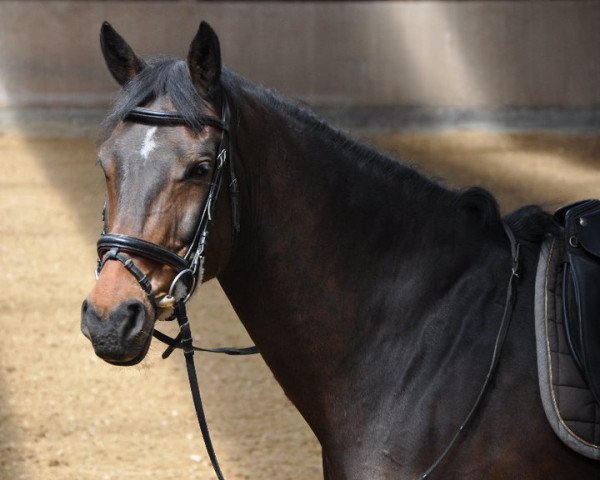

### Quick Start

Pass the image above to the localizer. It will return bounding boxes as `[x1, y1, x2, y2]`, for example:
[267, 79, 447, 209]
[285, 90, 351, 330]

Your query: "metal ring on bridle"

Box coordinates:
[169, 268, 197, 303]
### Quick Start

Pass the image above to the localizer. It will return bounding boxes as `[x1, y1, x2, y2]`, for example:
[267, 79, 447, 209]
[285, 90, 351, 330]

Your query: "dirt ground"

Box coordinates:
[1, 128, 599, 480]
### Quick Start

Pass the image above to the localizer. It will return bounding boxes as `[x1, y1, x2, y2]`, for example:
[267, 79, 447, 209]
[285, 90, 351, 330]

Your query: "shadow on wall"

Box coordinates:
[374, 3, 600, 108]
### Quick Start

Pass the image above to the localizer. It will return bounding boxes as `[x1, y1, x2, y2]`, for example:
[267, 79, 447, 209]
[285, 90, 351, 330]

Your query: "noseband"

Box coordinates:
[94, 96, 255, 480]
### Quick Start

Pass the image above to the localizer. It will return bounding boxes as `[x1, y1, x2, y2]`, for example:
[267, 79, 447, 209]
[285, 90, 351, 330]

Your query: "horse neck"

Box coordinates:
[217, 78, 508, 443]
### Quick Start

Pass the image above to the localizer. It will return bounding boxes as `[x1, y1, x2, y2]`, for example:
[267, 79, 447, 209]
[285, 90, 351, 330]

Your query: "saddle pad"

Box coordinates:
[534, 236, 600, 460]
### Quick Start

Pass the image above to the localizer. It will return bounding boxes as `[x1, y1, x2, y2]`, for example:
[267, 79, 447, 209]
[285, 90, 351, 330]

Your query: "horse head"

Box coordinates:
[81, 22, 234, 365]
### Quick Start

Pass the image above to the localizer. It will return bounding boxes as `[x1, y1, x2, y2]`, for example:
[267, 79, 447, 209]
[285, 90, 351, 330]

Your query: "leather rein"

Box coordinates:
[418, 223, 520, 478]
[94, 97, 522, 480]
[95, 96, 257, 480]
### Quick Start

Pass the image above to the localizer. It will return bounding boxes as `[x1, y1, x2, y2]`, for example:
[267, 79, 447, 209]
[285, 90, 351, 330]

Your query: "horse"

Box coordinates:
[80, 21, 600, 479]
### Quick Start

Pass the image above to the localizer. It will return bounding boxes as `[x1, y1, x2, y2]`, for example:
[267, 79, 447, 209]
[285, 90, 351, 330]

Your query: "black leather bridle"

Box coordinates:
[95, 96, 256, 480]
[96, 100, 239, 307]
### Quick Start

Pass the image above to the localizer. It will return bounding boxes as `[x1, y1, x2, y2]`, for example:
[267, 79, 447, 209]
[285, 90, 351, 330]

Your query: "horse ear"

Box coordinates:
[188, 21, 222, 95]
[100, 21, 146, 86]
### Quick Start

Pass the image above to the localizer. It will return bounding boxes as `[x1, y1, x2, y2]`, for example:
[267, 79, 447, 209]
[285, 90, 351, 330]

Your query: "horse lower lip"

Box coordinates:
[100, 338, 151, 366]
[89, 328, 153, 366]
[105, 349, 146, 366]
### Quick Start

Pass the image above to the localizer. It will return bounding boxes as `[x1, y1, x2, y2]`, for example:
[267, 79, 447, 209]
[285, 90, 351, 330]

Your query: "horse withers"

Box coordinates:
[81, 21, 600, 479]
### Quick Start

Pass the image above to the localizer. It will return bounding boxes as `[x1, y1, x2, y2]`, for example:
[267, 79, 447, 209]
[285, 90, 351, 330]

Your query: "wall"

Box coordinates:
[1, 1, 599, 109]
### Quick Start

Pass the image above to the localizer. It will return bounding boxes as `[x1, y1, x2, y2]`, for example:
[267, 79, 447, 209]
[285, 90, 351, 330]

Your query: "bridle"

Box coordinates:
[96, 99, 239, 308]
[94, 94, 256, 480]
[93, 94, 523, 480]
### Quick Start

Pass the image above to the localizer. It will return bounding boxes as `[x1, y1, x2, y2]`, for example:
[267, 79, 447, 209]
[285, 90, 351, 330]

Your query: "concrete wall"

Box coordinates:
[1, 1, 599, 109]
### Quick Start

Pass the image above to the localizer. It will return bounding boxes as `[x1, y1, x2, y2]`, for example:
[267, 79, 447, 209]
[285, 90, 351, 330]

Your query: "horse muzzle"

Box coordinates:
[81, 298, 153, 365]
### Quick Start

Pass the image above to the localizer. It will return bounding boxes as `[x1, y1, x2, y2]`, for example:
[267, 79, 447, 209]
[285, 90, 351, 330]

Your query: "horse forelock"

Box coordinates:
[100, 57, 214, 143]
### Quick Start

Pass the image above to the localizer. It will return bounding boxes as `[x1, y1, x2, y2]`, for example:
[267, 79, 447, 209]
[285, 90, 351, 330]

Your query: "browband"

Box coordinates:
[126, 107, 228, 131]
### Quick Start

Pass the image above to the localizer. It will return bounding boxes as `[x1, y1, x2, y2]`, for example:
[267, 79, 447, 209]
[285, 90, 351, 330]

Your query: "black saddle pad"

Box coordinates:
[534, 236, 600, 459]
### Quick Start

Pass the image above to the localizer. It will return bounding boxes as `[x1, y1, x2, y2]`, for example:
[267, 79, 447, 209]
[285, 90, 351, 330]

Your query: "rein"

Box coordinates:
[418, 223, 520, 479]
[95, 96, 256, 480]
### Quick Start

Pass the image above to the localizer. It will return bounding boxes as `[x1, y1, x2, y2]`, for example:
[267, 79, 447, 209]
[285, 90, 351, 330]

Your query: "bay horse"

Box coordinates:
[81, 21, 599, 479]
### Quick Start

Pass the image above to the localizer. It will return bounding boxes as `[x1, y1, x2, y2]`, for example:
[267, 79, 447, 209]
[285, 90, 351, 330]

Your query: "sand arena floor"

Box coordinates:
[1, 127, 599, 479]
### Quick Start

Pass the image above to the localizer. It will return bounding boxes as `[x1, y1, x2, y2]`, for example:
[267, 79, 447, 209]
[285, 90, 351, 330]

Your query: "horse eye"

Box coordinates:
[185, 162, 211, 180]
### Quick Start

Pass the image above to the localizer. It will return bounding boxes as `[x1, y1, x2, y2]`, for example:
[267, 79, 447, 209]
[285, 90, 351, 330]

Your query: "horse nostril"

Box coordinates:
[116, 299, 147, 341]
[126, 302, 142, 333]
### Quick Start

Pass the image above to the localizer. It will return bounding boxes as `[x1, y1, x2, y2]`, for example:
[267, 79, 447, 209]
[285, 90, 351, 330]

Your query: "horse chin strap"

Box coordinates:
[94, 95, 257, 480]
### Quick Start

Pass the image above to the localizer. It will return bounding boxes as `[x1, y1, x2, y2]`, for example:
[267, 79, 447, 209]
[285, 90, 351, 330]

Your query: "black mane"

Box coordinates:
[101, 57, 554, 242]
[221, 69, 509, 236]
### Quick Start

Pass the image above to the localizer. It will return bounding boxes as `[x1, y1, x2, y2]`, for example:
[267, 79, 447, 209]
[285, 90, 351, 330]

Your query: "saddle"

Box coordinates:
[555, 200, 600, 406]
[534, 200, 600, 460]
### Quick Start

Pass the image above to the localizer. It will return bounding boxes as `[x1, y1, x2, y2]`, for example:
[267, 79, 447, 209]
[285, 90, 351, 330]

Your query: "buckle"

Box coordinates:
[217, 149, 227, 168]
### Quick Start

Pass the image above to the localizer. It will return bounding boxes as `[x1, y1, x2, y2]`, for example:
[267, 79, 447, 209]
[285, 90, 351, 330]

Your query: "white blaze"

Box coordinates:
[140, 126, 158, 160]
